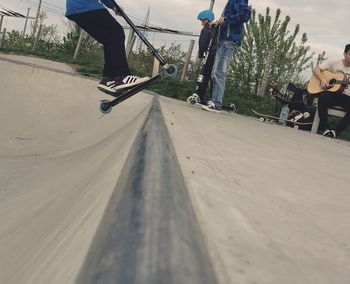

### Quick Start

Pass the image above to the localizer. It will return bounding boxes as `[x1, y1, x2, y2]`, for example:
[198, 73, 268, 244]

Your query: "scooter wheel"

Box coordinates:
[187, 94, 200, 106]
[164, 64, 178, 77]
[187, 96, 196, 106]
[99, 100, 112, 114]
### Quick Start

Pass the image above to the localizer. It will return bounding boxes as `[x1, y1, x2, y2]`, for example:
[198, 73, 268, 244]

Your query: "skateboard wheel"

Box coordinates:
[99, 100, 112, 114]
[259, 117, 265, 122]
[293, 125, 299, 129]
[228, 103, 236, 112]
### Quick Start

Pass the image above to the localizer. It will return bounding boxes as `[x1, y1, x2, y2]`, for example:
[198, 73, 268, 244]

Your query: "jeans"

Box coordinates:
[211, 41, 239, 109]
[67, 9, 130, 78]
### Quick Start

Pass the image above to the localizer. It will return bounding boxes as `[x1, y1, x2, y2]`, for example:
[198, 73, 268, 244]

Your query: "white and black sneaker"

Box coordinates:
[97, 75, 150, 94]
[322, 129, 337, 138]
[201, 100, 221, 113]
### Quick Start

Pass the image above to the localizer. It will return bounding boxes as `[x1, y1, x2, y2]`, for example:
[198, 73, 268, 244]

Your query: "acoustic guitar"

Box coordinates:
[307, 70, 350, 95]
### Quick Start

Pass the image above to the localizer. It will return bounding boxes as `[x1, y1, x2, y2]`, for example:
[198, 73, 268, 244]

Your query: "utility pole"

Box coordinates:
[22, 8, 31, 37]
[32, 0, 43, 37]
[137, 7, 150, 52]
[209, 0, 215, 11]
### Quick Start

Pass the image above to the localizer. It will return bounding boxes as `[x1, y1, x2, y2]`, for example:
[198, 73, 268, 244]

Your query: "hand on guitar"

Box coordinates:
[319, 77, 330, 90]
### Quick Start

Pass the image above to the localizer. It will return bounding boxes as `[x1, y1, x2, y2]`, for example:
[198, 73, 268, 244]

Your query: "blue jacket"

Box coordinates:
[66, 0, 114, 16]
[219, 0, 251, 46]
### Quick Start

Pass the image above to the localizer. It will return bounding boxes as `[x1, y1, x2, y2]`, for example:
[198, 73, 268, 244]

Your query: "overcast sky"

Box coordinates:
[0, 0, 349, 64]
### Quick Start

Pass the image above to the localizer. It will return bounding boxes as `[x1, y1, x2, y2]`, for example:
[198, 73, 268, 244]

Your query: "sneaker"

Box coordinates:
[322, 129, 337, 138]
[201, 100, 221, 113]
[303, 112, 311, 119]
[291, 112, 303, 122]
[97, 75, 150, 93]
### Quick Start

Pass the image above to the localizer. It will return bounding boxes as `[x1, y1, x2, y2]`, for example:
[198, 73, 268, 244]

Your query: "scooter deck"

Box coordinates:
[99, 74, 160, 114]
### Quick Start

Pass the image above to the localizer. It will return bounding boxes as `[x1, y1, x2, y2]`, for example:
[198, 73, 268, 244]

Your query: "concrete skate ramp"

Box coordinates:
[2, 56, 350, 284]
[0, 58, 217, 284]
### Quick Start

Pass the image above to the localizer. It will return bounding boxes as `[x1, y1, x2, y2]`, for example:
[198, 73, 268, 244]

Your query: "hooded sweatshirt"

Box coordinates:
[66, 0, 114, 16]
[219, 0, 251, 46]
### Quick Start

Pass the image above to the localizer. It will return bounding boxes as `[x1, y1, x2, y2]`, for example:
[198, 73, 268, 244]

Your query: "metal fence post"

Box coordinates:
[152, 57, 160, 77]
[0, 28, 6, 48]
[0, 16, 4, 34]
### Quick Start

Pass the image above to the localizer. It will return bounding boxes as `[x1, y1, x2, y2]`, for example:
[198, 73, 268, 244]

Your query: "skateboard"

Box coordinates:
[187, 94, 236, 113]
[99, 1, 177, 114]
[251, 109, 312, 129]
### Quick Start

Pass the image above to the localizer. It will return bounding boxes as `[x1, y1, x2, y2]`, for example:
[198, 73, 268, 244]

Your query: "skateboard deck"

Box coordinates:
[251, 109, 312, 129]
[187, 94, 235, 113]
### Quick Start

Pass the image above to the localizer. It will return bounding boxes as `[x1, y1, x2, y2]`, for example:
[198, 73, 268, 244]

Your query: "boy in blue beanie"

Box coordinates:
[195, 9, 217, 103]
[66, 0, 149, 93]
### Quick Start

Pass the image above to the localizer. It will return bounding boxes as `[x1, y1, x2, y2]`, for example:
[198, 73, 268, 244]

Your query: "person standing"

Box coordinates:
[194, 9, 216, 104]
[202, 0, 251, 113]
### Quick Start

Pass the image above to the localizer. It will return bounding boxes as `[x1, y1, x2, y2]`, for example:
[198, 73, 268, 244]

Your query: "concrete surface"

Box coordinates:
[160, 96, 350, 284]
[1, 56, 350, 284]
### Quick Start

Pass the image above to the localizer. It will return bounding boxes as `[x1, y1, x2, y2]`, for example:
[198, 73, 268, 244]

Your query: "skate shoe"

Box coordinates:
[291, 112, 303, 122]
[98, 75, 150, 93]
[322, 129, 336, 138]
[201, 100, 221, 113]
[303, 112, 311, 119]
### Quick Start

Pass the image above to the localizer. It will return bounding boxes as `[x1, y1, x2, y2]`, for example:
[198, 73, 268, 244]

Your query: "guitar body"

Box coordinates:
[307, 70, 346, 95]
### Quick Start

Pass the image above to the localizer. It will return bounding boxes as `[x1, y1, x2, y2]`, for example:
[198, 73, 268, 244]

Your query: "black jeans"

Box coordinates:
[196, 50, 216, 102]
[67, 9, 130, 78]
[318, 91, 350, 134]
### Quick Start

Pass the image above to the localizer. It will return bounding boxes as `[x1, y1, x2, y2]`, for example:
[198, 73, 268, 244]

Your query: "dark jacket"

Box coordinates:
[198, 24, 218, 59]
[219, 0, 251, 46]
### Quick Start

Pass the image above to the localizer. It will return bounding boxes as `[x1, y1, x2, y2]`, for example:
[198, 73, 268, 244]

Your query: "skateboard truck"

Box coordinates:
[99, 1, 177, 114]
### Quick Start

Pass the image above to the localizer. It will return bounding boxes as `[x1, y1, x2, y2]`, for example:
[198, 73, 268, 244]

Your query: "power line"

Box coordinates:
[20, 0, 64, 16]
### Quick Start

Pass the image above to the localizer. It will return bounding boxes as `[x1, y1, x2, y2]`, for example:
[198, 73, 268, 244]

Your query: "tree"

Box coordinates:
[228, 7, 325, 96]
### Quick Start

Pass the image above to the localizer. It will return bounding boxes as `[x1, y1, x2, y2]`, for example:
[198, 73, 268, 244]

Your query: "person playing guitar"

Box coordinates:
[311, 44, 350, 138]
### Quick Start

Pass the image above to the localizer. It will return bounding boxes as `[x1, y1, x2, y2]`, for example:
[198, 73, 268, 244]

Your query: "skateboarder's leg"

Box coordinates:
[67, 9, 149, 93]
